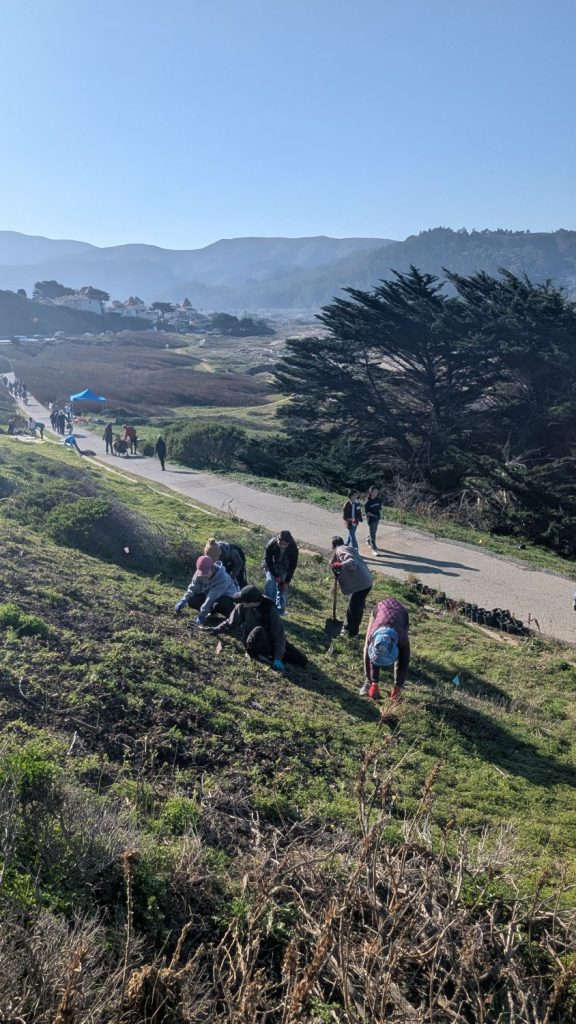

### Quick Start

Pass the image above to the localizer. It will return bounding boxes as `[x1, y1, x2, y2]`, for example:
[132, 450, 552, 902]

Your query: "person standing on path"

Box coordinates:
[343, 490, 363, 550]
[123, 424, 138, 455]
[365, 485, 383, 551]
[264, 530, 299, 615]
[103, 422, 115, 455]
[360, 597, 410, 700]
[330, 536, 373, 637]
[57, 411, 67, 435]
[174, 555, 238, 625]
[155, 434, 167, 470]
[206, 585, 308, 670]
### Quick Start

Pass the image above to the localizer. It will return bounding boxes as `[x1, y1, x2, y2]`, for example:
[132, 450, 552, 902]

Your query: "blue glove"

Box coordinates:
[272, 658, 285, 671]
[194, 614, 207, 627]
[175, 598, 187, 613]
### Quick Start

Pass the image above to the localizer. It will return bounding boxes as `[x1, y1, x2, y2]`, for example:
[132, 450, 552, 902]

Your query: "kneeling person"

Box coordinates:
[175, 555, 238, 625]
[208, 585, 307, 671]
[361, 598, 410, 700]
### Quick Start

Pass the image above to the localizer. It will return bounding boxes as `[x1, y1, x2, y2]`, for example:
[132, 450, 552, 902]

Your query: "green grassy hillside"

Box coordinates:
[1, 437, 575, 1022]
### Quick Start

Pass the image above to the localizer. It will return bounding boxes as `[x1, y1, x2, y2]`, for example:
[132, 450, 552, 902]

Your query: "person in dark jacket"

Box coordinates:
[342, 490, 363, 550]
[264, 530, 298, 615]
[361, 598, 410, 700]
[330, 536, 373, 637]
[205, 538, 247, 587]
[365, 485, 383, 550]
[175, 555, 238, 624]
[208, 585, 307, 670]
[155, 435, 167, 470]
[103, 422, 115, 455]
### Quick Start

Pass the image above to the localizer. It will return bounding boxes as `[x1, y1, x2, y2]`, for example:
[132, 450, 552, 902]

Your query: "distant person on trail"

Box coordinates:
[343, 490, 363, 550]
[204, 538, 247, 587]
[360, 598, 410, 701]
[57, 411, 67, 436]
[205, 585, 308, 670]
[264, 530, 299, 615]
[365, 485, 383, 551]
[330, 536, 373, 638]
[63, 433, 82, 456]
[174, 555, 238, 625]
[103, 422, 115, 455]
[123, 424, 138, 455]
[154, 434, 167, 470]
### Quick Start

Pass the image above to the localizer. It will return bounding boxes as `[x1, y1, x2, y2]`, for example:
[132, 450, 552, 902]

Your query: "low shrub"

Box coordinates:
[0, 602, 49, 638]
[165, 421, 247, 470]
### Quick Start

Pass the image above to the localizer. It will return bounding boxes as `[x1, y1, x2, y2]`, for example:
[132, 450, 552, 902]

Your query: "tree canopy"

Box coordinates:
[274, 267, 576, 553]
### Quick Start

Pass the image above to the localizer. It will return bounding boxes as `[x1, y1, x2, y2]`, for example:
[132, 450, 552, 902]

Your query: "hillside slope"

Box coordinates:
[0, 289, 151, 336]
[0, 437, 575, 1020]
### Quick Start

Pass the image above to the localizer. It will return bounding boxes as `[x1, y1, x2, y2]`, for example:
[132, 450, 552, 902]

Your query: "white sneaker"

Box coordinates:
[358, 681, 370, 696]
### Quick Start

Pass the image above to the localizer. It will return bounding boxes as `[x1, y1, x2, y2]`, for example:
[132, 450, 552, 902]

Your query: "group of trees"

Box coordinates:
[272, 267, 576, 554]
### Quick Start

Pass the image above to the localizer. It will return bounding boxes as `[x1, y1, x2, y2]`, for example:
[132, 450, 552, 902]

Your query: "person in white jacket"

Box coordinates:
[174, 555, 238, 625]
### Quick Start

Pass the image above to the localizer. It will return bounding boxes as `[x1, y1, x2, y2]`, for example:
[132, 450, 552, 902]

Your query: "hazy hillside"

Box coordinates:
[235, 227, 576, 309]
[0, 233, 392, 304]
[2, 228, 576, 312]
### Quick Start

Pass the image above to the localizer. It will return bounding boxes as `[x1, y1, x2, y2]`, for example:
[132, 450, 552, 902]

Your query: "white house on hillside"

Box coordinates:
[53, 294, 102, 315]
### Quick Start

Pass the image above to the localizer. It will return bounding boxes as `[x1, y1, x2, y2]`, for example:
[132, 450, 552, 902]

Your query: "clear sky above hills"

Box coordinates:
[1, 0, 575, 249]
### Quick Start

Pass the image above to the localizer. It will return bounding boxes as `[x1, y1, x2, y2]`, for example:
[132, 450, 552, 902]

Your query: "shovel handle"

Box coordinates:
[332, 577, 338, 620]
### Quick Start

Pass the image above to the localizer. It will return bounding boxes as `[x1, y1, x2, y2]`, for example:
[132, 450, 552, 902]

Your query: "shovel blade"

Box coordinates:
[324, 617, 343, 638]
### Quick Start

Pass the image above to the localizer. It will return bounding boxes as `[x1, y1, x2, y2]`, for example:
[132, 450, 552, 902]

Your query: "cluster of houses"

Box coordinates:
[49, 292, 211, 330]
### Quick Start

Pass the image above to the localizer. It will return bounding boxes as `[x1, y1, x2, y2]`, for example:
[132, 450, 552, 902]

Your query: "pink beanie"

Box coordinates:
[196, 555, 214, 576]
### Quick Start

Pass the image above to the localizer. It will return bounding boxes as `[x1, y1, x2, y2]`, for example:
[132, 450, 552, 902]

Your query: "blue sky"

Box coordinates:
[1, 0, 575, 248]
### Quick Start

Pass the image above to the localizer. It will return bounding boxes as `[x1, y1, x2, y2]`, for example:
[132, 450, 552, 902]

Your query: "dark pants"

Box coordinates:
[346, 586, 372, 637]
[245, 626, 308, 667]
[186, 593, 235, 617]
[368, 518, 379, 547]
[158, 453, 166, 470]
[105, 437, 114, 454]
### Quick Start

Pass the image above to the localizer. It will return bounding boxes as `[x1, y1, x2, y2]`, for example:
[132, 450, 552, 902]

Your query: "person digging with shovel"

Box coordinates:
[329, 536, 373, 638]
[360, 598, 411, 701]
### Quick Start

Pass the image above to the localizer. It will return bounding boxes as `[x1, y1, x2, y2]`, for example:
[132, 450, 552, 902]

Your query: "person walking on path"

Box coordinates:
[360, 597, 410, 700]
[330, 536, 373, 637]
[343, 490, 363, 550]
[206, 585, 308, 670]
[103, 422, 115, 455]
[174, 555, 238, 625]
[365, 485, 383, 551]
[154, 434, 167, 470]
[205, 538, 247, 587]
[264, 530, 299, 615]
[123, 424, 138, 455]
[57, 411, 67, 435]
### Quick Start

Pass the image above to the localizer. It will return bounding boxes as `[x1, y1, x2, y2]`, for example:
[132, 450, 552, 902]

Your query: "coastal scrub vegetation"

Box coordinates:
[0, 438, 575, 1020]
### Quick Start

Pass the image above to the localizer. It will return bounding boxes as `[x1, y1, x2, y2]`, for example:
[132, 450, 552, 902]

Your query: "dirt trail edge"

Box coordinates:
[11, 384, 576, 644]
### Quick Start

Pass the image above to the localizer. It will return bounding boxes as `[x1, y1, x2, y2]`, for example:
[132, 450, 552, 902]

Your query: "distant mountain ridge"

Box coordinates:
[0, 233, 393, 307]
[0, 228, 575, 312]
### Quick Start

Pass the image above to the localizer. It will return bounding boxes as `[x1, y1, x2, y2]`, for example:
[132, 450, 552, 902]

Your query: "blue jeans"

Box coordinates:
[345, 523, 358, 550]
[264, 570, 288, 614]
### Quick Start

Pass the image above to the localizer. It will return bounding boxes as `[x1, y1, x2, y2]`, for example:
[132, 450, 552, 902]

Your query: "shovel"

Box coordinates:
[324, 578, 344, 638]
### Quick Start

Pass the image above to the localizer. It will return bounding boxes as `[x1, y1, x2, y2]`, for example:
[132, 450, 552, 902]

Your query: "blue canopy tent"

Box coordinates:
[70, 388, 106, 408]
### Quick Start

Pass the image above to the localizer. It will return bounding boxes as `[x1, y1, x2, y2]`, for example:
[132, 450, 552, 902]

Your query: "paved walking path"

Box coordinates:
[9, 383, 576, 644]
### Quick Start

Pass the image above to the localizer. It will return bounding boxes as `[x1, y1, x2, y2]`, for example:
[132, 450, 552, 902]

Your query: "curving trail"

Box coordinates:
[8, 381, 576, 644]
